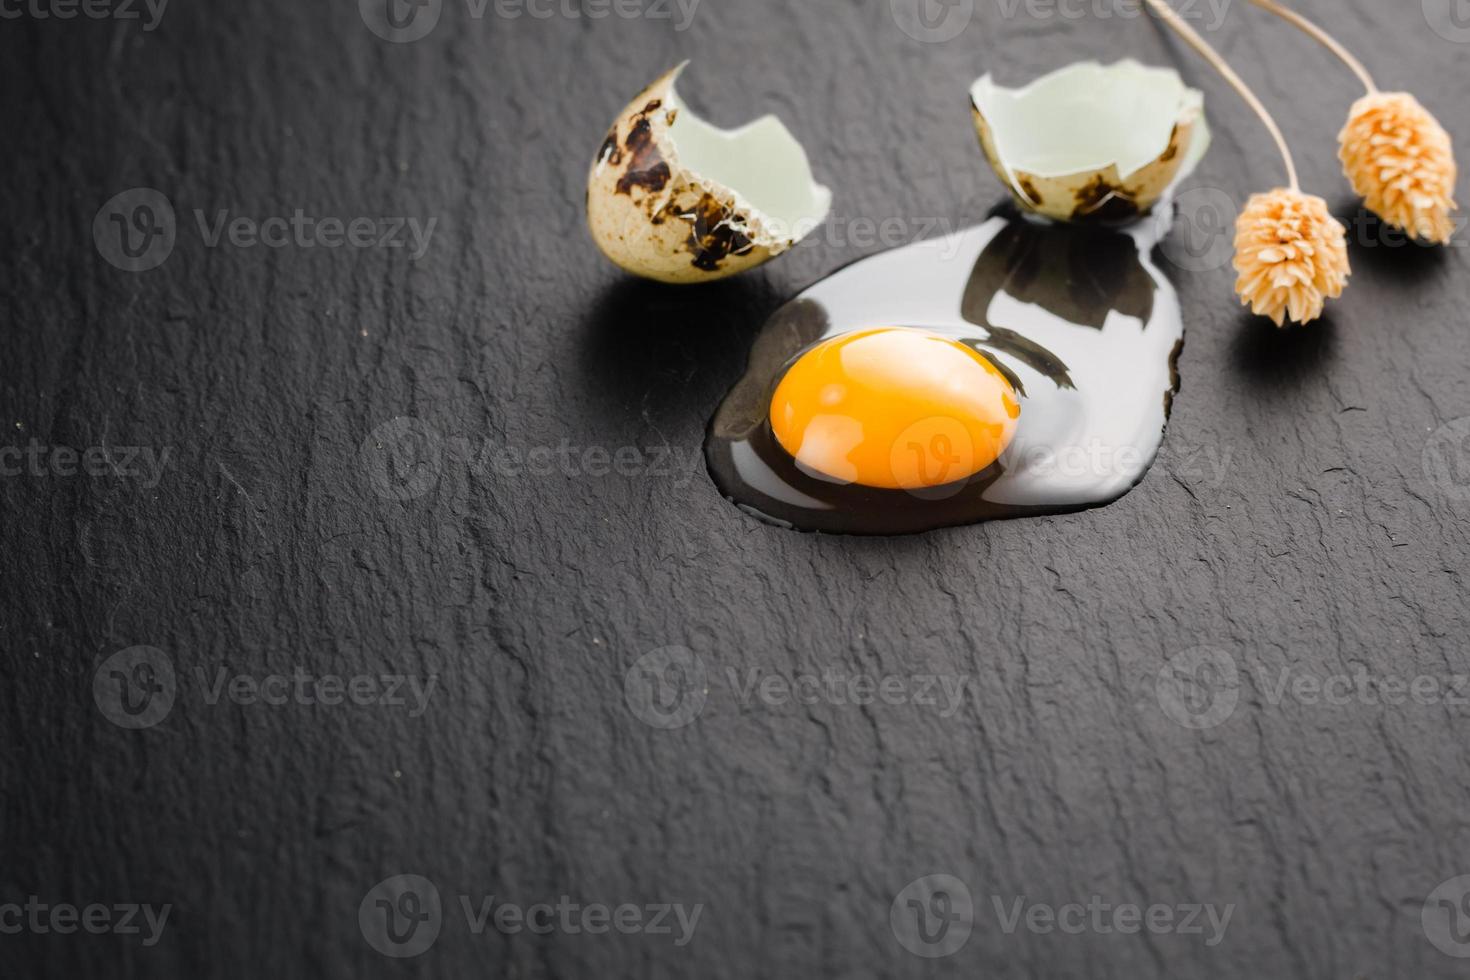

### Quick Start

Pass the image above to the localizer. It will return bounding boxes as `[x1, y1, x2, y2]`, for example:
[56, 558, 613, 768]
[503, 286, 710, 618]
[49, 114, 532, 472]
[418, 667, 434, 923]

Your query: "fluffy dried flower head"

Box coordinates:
[1339, 91, 1457, 244]
[1232, 188, 1349, 326]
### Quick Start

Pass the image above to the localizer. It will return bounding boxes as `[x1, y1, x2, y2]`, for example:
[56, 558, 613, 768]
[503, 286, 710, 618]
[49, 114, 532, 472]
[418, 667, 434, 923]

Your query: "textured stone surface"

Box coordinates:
[3, 0, 1470, 976]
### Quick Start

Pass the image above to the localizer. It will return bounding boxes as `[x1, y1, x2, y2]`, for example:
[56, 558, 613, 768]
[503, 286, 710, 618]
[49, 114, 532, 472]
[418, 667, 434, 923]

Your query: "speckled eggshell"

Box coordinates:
[972, 100, 1203, 223]
[587, 67, 786, 284]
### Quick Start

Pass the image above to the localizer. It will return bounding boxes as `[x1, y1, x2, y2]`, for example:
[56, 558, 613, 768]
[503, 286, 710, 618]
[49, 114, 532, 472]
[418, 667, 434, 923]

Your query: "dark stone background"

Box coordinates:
[4, 0, 1469, 976]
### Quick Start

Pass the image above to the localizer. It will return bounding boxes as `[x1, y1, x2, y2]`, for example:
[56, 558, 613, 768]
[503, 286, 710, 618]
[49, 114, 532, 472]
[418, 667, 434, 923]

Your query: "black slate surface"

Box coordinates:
[4, 0, 1470, 977]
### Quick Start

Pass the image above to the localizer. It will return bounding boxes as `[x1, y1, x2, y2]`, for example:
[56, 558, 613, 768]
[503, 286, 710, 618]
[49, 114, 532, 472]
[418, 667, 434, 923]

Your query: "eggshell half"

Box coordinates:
[971, 60, 1210, 223]
[587, 64, 832, 284]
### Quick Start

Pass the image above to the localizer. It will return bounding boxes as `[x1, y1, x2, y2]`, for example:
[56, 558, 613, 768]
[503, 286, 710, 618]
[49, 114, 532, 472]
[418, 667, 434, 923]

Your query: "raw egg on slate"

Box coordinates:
[706, 204, 1186, 534]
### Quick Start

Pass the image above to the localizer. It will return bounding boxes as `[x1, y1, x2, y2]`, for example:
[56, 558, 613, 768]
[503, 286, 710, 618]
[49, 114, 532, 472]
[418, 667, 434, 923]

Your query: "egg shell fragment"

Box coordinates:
[971, 59, 1210, 223]
[587, 64, 832, 284]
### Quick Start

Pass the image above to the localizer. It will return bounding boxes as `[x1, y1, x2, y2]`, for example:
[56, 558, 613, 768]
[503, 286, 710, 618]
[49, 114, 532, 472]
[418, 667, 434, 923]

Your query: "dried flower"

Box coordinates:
[1233, 188, 1349, 326]
[1245, 1, 1459, 245]
[1144, 0, 1349, 323]
[1339, 92, 1457, 244]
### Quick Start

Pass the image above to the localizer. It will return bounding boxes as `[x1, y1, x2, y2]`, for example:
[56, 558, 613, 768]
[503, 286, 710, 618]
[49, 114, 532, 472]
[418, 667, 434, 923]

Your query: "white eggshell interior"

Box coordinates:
[971, 59, 1206, 181]
[665, 81, 832, 240]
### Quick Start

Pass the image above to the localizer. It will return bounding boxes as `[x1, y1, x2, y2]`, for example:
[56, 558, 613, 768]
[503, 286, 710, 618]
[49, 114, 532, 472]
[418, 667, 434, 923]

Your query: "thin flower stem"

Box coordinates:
[1249, 0, 1378, 94]
[1142, 0, 1299, 191]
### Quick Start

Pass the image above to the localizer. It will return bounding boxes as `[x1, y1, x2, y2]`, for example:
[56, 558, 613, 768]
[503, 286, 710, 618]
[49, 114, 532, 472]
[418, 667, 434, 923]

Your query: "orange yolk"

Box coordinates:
[769, 328, 1020, 490]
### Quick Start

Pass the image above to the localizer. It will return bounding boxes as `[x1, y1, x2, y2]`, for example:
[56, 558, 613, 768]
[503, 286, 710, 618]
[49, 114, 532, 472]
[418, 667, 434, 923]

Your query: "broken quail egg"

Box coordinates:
[971, 59, 1210, 223]
[586, 63, 832, 284]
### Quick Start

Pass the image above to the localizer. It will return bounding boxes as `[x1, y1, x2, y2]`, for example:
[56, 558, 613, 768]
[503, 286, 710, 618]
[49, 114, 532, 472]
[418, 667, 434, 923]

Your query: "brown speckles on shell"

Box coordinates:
[615, 117, 672, 195]
[1157, 125, 1180, 163]
[677, 193, 755, 271]
[1073, 175, 1140, 223]
[1016, 176, 1042, 209]
[597, 129, 622, 166]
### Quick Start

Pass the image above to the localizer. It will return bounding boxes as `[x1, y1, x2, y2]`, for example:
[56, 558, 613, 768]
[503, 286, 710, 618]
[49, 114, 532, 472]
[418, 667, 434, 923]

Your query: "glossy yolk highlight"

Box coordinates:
[769, 328, 1020, 491]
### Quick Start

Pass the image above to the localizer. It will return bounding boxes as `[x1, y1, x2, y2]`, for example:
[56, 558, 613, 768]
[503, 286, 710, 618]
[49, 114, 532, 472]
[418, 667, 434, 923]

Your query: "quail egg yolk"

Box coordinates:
[769, 328, 1020, 490]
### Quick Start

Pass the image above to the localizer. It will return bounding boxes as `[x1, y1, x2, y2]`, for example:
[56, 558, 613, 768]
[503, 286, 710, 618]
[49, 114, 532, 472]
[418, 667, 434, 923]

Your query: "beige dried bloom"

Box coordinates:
[1339, 91, 1458, 244]
[1233, 188, 1350, 326]
[1143, 0, 1348, 323]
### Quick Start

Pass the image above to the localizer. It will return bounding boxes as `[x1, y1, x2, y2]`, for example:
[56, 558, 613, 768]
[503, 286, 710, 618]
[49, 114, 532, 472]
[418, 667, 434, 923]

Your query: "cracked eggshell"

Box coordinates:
[971, 59, 1210, 223]
[586, 63, 832, 284]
